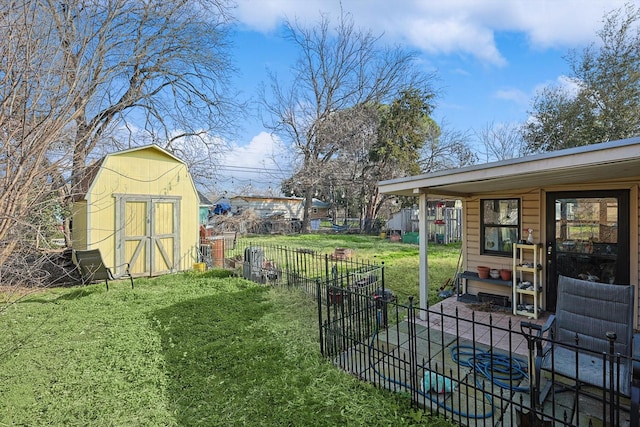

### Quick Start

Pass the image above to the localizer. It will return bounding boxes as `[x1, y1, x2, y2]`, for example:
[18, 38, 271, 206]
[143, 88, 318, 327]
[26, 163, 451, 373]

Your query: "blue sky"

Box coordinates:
[215, 0, 628, 194]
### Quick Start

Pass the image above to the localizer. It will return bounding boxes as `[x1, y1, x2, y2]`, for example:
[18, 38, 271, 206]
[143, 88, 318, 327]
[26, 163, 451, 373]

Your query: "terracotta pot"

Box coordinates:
[477, 266, 490, 279]
[499, 269, 512, 281]
[329, 289, 346, 305]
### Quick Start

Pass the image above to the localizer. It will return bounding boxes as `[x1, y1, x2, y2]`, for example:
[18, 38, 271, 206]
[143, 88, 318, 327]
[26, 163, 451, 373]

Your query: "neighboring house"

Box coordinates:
[229, 196, 329, 220]
[198, 191, 214, 225]
[386, 206, 419, 234]
[309, 198, 330, 219]
[379, 137, 640, 328]
[72, 145, 200, 277]
[386, 201, 462, 243]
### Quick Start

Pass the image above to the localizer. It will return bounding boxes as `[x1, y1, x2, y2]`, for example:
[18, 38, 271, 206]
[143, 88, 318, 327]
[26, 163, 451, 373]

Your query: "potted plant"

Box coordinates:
[477, 266, 490, 279]
[499, 269, 512, 281]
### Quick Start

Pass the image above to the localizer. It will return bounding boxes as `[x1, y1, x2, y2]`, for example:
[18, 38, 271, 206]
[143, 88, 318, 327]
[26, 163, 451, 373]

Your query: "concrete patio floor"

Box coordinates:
[415, 297, 633, 426]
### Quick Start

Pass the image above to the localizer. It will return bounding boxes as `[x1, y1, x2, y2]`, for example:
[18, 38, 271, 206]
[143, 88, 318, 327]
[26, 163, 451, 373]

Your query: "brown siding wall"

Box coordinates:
[463, 190, 541, 299]
[460, 181, 639, 329]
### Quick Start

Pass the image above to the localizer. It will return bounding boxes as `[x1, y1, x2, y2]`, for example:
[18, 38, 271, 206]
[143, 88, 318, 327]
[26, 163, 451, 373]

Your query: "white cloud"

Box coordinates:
[556, 75, 583, 97]
[494, 88, 530, 106]
[216, 132, 293, 193]
[224, 132, 286, 166]
[234, 0, 629, 65]
[532, 74, 583, 98]
[506, 1, 621, 48]
[495, 72, 582, 109]
[405, 16, 506, 66]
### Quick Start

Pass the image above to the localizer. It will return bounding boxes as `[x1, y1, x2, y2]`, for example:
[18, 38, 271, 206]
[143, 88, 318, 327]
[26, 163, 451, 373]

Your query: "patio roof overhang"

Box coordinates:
[378, 137, 640, 198]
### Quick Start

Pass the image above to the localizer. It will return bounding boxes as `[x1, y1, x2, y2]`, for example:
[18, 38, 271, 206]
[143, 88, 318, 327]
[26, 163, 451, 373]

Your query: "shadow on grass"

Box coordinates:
[18, 286, 99, 303]
[151, 285, 279, 425]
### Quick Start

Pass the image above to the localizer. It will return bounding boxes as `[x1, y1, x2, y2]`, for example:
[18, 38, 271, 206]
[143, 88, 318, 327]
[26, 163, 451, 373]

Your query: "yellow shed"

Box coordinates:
[71, 145, 199, 277]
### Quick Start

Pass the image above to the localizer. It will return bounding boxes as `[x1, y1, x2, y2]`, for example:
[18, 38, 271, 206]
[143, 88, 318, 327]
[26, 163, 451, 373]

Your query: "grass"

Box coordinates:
[0, 235, 459, 426]
[0, 271, 453, 426]
[237, 234, 461, 305]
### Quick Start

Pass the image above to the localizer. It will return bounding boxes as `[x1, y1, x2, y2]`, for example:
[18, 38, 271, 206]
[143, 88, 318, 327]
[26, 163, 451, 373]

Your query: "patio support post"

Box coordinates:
[418, 191, 428, 320]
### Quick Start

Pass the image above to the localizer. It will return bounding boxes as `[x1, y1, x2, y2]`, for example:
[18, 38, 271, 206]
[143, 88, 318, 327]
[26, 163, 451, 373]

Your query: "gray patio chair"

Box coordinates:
[73, 249, 134, 291]
[523, 275, 638, 424]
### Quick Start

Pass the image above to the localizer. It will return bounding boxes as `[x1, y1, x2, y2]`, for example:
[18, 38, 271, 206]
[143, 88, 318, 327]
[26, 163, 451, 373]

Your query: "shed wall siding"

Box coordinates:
[71, 201, 88, 249]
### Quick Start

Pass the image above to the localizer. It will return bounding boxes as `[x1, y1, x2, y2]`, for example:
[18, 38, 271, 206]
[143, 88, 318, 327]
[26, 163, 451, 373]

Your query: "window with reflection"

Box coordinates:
[553, 196, 622, 283]
[481, 198, 520, 256]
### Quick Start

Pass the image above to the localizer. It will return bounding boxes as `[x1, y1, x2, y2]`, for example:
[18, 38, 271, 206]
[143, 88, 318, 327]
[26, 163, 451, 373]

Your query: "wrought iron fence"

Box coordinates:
[217, 241, 638, 426]
[318, 291, 638, 427]
[223, 241, 384, 301]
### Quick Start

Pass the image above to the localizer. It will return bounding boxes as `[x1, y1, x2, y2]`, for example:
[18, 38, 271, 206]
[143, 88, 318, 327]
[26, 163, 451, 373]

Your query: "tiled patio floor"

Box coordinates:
[420, 296, 549, 357]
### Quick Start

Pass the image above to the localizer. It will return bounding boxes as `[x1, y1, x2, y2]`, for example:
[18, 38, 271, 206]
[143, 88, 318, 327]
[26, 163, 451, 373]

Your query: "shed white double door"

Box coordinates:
[116, 196, 181, 276]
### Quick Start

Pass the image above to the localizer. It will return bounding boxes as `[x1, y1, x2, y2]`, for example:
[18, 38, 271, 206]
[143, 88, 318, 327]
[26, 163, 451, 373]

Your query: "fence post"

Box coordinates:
[317, 279, 324, 357]
[606, 331, 617, 426]
[285, 246, 291, 286]
[407, 296, 419, 405]
[325, 253, 329, 283]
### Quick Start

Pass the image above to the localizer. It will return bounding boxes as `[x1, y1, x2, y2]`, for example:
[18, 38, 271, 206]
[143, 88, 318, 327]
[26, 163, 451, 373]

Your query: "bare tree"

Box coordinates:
[322, 104, 379, 230]
[0, 2, 92, 305]
[476, 121, 527, 162]
[41, 0, 238, 191]
[0, 0, 237, 289]
[0, 2, 77, 266]
[261, 9, 433, 232]
[420, 123, 477, 172]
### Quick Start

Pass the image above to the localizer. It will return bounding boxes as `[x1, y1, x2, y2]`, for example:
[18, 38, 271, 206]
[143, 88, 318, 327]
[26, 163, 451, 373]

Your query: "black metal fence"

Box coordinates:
[224, 241, 385, 301]
[222, 241, 638, 426]
[319, 292, 638, 427]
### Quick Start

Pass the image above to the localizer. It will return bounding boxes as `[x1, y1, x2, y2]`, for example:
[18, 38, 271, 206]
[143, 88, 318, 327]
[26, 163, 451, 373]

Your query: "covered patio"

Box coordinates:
[374, 137, 640, 426]
[378, 137, 640, 327]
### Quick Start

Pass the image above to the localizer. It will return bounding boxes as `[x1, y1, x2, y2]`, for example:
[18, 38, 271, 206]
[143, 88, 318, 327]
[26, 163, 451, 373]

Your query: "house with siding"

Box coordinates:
[229, 196, 329, 220]
[386, 200, 462, 243]
[379, 137, 640, 328]
[198, 191, 214, 225]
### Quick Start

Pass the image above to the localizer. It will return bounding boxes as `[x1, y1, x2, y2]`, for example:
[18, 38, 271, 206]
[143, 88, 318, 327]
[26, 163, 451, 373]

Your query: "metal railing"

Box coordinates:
[216, 241, 637, 426]
[318, 291, 638, 426]
[223, 241, 384, 301]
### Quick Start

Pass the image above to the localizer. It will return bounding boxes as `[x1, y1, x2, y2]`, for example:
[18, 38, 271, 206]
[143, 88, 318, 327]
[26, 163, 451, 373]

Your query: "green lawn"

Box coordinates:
[0, 235, 458, 426]
[236, 234, 461, 305]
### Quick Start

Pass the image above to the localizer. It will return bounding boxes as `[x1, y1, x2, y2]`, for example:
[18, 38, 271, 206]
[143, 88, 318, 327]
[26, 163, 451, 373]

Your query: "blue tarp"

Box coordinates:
[213, 202, 231, 215]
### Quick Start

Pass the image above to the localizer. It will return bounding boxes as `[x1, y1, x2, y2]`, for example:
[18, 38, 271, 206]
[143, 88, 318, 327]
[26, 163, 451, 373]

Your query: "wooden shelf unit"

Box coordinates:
[512, 243, 543, 319]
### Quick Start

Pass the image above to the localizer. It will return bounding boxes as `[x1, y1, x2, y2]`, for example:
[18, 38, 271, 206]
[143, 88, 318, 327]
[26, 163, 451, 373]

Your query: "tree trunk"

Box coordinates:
[364, 188, 382, 233]
[301, 186, 313, 233]
[63, 217, 73, 247]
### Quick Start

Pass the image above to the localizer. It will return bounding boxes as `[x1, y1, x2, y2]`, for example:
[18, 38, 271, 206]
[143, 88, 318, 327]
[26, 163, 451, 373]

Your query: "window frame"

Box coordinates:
[480, 198, 521, 257]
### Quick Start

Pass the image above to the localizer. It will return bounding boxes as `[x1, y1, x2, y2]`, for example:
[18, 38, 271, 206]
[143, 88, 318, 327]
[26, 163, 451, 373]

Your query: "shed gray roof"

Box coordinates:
[378, 137, 640, 198]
